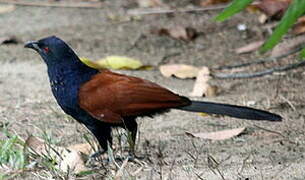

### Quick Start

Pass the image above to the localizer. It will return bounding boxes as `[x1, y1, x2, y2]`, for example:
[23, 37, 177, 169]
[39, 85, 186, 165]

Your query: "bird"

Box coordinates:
[25, 36, 282, 156]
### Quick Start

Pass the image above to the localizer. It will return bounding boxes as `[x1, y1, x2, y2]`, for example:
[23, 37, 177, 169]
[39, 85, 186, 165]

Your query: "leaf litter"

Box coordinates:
[80, 56, 152, 70]
[25, 135, 88, 174]
[186, 127, 246, 140]
[151, 26, 198, 41]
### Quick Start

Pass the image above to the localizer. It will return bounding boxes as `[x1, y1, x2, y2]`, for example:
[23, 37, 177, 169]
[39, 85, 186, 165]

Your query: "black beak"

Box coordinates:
[24, 41, 40, 50]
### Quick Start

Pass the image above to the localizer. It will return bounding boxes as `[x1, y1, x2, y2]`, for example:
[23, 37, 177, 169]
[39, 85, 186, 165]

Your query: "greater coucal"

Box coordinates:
[25, 36, 281, 154]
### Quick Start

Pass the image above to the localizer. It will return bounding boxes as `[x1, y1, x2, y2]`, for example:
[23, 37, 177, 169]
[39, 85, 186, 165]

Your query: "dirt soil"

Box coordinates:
[1, 1, 305, 179]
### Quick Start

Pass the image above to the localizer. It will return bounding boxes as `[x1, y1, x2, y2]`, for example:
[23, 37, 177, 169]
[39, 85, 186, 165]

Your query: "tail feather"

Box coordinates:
[176, 101, 282, 121]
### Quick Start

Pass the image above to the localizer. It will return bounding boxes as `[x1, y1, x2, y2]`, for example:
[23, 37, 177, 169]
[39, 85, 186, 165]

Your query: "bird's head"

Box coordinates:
[25, 36, 78, 66]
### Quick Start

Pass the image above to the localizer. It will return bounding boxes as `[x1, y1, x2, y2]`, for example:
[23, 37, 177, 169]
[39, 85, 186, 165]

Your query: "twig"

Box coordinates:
[214, 45, 304, 70]
[271, 163, 293, 180]
[158, 52, 182, 66]
[168, 159, 176, 180]
[114, 157, 129, 178]
[279, 95, 296, 111]
[273, 76, 282, 99]
[126, 33, 145, 52]
[127, 5, 228, 16]
[0, 0, 103, 9]
[237, 153, 252, 177]
[107, 143, 120, 169]
[253, 125, 290, 141]
[212, 59, 305, 79]
[253, 125, 298, 147]
[207, 154, 225, 180]
[130, 166, 144, 176]
[127, 1, 262, 16]
[194, 172, 205, 180]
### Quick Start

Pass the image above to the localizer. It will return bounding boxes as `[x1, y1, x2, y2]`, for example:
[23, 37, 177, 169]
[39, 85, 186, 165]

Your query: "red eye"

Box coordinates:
[43, 47, 50, 53]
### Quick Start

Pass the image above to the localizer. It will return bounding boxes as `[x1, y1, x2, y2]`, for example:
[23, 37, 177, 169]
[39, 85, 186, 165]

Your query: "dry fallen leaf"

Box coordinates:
[255, 0, 291, 19]
[246, 4, 261, 14]
[198, 0, 230, 6]
[235, 40, 265, 54]
[25, 136, 87, 174]
[137, 0, 163, 7]
[151, 26, 198, 41]
[68, 143, 96, 155]
[0, 5, 15, 14]
[79, 57, 100, 69]
[198, 112, 209, 117]
[206, 85, 219, 97]
[159, 64, 200, 79]
[189, 66, 212, 97]
[258, 14, 269, 24]
[293, 23, 305, 35]
[271, 35, 305, 57]
[80, 56, 152, 70]
[25, 135, 45, 153]
[59, 150, 87, 173]
[186, 127, 246, 140]
[96, 56, 143, 69]
[293, 16, 305, 35]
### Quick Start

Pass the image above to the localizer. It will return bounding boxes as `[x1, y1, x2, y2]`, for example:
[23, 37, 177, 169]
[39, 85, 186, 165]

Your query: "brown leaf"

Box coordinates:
[186, 127, 246, 140]
[271, 35, 305, 57]
[151, 26, 198, 41]
[255, 0, 291, 18]
[235, 40, 265, 54]
[198, 0, 231, 6]
[246, 4, 261, 13]
[293, 16, 305, 35]
[293, 22, 305, 35]
[189, 66, 211, 97]
[159, 64, 200, 79]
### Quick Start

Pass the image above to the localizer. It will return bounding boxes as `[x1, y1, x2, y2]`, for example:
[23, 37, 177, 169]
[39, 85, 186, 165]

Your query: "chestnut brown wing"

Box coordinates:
[78, 70, 190, 124]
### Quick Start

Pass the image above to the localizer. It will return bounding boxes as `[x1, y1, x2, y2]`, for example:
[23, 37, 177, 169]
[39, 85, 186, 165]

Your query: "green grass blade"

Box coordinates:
[261, 0, 305, 52]
[0, 136, 16, 162]
[76, 170, 97, 177]
[300, 47, 305, 58]
[215, 0, 254, 21]
[0, 135, 26, 170]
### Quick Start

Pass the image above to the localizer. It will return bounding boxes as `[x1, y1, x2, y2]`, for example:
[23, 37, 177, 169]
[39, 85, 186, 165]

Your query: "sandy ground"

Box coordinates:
[1, 1, 305, 179]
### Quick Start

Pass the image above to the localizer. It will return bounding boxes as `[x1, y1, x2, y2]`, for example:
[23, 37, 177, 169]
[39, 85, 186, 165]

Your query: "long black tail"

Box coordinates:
[176, 101, 282, 121]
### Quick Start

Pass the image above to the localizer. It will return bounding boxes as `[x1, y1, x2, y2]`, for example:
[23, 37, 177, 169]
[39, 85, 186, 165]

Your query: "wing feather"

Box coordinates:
[78, 70, 190, 123]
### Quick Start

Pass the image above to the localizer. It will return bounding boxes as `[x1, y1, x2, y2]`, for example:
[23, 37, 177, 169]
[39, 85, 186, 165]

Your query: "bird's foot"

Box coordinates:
[86, 150, 108, 165]
[87, 149, 144, 165]
[126, 151, 145, 162]
[89, 150, 106, 159]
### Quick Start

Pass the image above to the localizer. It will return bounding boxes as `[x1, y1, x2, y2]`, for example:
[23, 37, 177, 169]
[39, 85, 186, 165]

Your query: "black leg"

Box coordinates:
[122, 117, 138, 154]
[85, 121, 112, 154]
